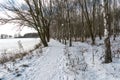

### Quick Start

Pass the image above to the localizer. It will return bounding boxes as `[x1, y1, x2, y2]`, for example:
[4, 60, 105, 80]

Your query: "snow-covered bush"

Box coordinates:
[64, 46, 87, 75]
[17, 40, 24, 52]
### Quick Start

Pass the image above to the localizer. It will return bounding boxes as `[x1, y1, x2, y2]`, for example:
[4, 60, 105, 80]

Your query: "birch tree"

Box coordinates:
[103, 0, 112, 63]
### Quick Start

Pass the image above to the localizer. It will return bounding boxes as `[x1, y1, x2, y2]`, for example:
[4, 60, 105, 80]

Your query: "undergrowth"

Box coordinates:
[0, 42, 42, 64]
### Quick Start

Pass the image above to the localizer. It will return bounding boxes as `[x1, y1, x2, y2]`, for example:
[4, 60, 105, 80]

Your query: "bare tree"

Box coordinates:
[0, 0, 52, 47]
[112, 0, 117, 40]
[103, 0, 112, 63]
[78, 0, 96, 45]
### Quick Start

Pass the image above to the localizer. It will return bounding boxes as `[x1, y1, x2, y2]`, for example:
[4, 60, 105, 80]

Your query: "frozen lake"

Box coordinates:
[0, 38, 40, 53]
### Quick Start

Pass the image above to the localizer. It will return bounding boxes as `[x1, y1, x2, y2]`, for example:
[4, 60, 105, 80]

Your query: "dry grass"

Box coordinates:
[0, 43, 42, 64]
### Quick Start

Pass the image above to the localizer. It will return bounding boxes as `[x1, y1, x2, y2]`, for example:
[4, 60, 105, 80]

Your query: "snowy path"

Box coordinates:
[1, 37, 120, 80]
[24, 40, 66, 80]
[26, 47, 64, 80]
[23, 40, 85, 80]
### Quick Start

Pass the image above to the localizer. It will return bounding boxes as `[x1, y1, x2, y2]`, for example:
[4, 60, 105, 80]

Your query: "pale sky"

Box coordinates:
[0, 23, 37, 36]
[0, 0, 36, 36]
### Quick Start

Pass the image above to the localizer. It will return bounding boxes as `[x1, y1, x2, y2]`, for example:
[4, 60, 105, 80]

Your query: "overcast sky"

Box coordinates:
[0, 0, 36, 36]
[0, 0, 120, 36]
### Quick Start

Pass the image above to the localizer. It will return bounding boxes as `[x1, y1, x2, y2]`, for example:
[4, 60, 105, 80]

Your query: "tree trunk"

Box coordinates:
[103, 0, 112, 63]
[104, 37, 112, 63]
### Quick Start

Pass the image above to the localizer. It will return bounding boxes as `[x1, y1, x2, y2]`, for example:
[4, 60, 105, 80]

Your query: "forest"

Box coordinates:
[0, 0, 120, 80]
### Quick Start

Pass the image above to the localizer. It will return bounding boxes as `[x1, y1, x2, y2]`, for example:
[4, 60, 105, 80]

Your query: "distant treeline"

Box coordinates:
[0, 33, 39, 39]
[0, 34, 12, 39]
[15, 33, 39, 38]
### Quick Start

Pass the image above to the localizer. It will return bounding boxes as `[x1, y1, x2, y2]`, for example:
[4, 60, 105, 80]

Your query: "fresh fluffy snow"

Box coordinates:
[0, 36, 119, 80]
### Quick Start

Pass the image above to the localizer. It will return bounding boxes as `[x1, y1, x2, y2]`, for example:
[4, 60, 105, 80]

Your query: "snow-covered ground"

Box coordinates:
[0, 38, 40, 53]
[0, 36, 120, 80]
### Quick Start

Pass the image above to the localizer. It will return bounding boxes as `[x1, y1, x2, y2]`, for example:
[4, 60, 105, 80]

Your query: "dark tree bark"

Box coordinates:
[103, 0, 112, 63]
[104, 37, 112, 63]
